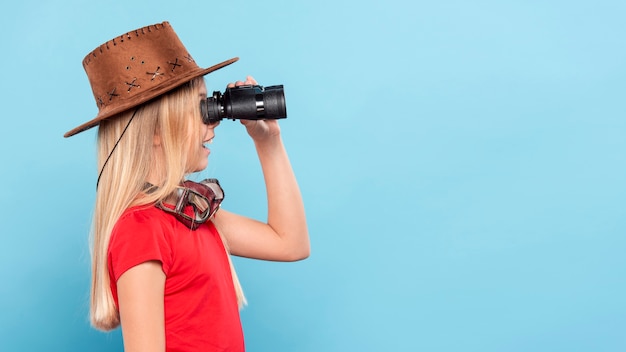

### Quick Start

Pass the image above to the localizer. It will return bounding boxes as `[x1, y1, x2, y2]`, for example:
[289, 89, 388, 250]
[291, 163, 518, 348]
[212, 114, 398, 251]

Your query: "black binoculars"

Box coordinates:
[201, 84, 287, 124]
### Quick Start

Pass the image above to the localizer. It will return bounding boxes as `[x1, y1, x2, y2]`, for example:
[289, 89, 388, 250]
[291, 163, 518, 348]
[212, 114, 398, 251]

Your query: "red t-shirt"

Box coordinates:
[107, 205, 244, 352]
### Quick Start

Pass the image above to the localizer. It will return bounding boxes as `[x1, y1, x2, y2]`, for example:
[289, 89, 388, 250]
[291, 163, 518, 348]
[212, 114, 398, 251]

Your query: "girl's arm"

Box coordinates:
[116, 261, 166, 352]
[213, 76, 310, 262]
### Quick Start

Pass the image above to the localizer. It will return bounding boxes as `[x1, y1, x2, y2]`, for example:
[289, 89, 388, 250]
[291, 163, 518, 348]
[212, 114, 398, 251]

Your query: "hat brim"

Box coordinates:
[64, 57, 238, 138]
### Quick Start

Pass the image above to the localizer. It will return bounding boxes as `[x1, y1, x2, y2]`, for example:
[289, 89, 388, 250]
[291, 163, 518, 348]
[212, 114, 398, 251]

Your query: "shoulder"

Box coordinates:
[108, 205, 177, 279]
[117, 204, 165, 225]
[113, 205, 173, 233]
[109, 205, 178, 250]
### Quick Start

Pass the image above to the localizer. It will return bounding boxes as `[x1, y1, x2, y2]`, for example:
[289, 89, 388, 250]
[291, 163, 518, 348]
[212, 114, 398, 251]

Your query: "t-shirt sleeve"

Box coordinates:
[108, 208, 173, 282]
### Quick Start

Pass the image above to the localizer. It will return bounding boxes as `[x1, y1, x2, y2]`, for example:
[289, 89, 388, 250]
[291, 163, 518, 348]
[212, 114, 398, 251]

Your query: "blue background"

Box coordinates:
[1, 1, 625, 351]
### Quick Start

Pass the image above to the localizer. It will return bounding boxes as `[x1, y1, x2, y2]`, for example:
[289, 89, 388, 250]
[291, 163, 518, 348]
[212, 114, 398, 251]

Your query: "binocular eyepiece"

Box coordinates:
[201, 84, 287, 125]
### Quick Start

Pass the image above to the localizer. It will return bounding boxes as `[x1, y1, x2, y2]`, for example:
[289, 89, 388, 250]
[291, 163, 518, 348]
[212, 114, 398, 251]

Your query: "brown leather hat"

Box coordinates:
[64, 21, 238, 137]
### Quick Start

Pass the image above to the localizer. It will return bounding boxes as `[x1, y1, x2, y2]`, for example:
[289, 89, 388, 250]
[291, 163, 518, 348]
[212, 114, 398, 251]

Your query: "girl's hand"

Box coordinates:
[227, 76, 281, 143]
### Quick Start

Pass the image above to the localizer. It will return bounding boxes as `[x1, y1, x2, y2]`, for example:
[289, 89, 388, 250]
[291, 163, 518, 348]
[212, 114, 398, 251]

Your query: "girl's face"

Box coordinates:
[188, 81, 219, 173]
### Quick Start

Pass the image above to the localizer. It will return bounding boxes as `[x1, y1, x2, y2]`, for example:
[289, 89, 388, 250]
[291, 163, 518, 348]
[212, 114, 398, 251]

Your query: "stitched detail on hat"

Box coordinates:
[147, 66, 163, 80]
[167, 58, 182, 72]
[126, 78, 140, 92]
[107, 88, 119, 101]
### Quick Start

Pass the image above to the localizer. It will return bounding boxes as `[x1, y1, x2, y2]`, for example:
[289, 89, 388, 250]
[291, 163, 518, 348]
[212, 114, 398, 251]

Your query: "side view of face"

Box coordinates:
[188, 80, 219, 173]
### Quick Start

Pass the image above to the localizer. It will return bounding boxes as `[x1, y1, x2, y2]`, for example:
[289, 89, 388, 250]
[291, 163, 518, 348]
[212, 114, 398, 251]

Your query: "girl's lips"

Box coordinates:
[202, 136, 214, 154]
[202, 137, 214, 148]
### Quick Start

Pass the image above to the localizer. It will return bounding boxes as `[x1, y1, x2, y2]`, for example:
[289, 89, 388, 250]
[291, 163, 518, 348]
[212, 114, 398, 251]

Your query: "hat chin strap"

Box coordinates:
[96, 109, 138, 189]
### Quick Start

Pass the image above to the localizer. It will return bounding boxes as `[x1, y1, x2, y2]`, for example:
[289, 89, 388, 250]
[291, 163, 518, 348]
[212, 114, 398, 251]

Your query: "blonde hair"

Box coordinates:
[90, 77, 245, 331]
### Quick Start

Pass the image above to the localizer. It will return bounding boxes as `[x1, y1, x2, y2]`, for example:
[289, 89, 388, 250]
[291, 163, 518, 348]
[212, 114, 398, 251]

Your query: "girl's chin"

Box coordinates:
[188, 155, 209, 173]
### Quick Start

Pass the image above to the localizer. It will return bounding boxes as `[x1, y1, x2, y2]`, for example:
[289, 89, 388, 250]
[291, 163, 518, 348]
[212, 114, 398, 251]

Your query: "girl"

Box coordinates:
[64, 21, 309, 351]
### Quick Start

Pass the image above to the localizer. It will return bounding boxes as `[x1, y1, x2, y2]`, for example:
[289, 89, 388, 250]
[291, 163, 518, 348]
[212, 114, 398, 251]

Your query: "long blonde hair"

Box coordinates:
[90, 77, 245, 331]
